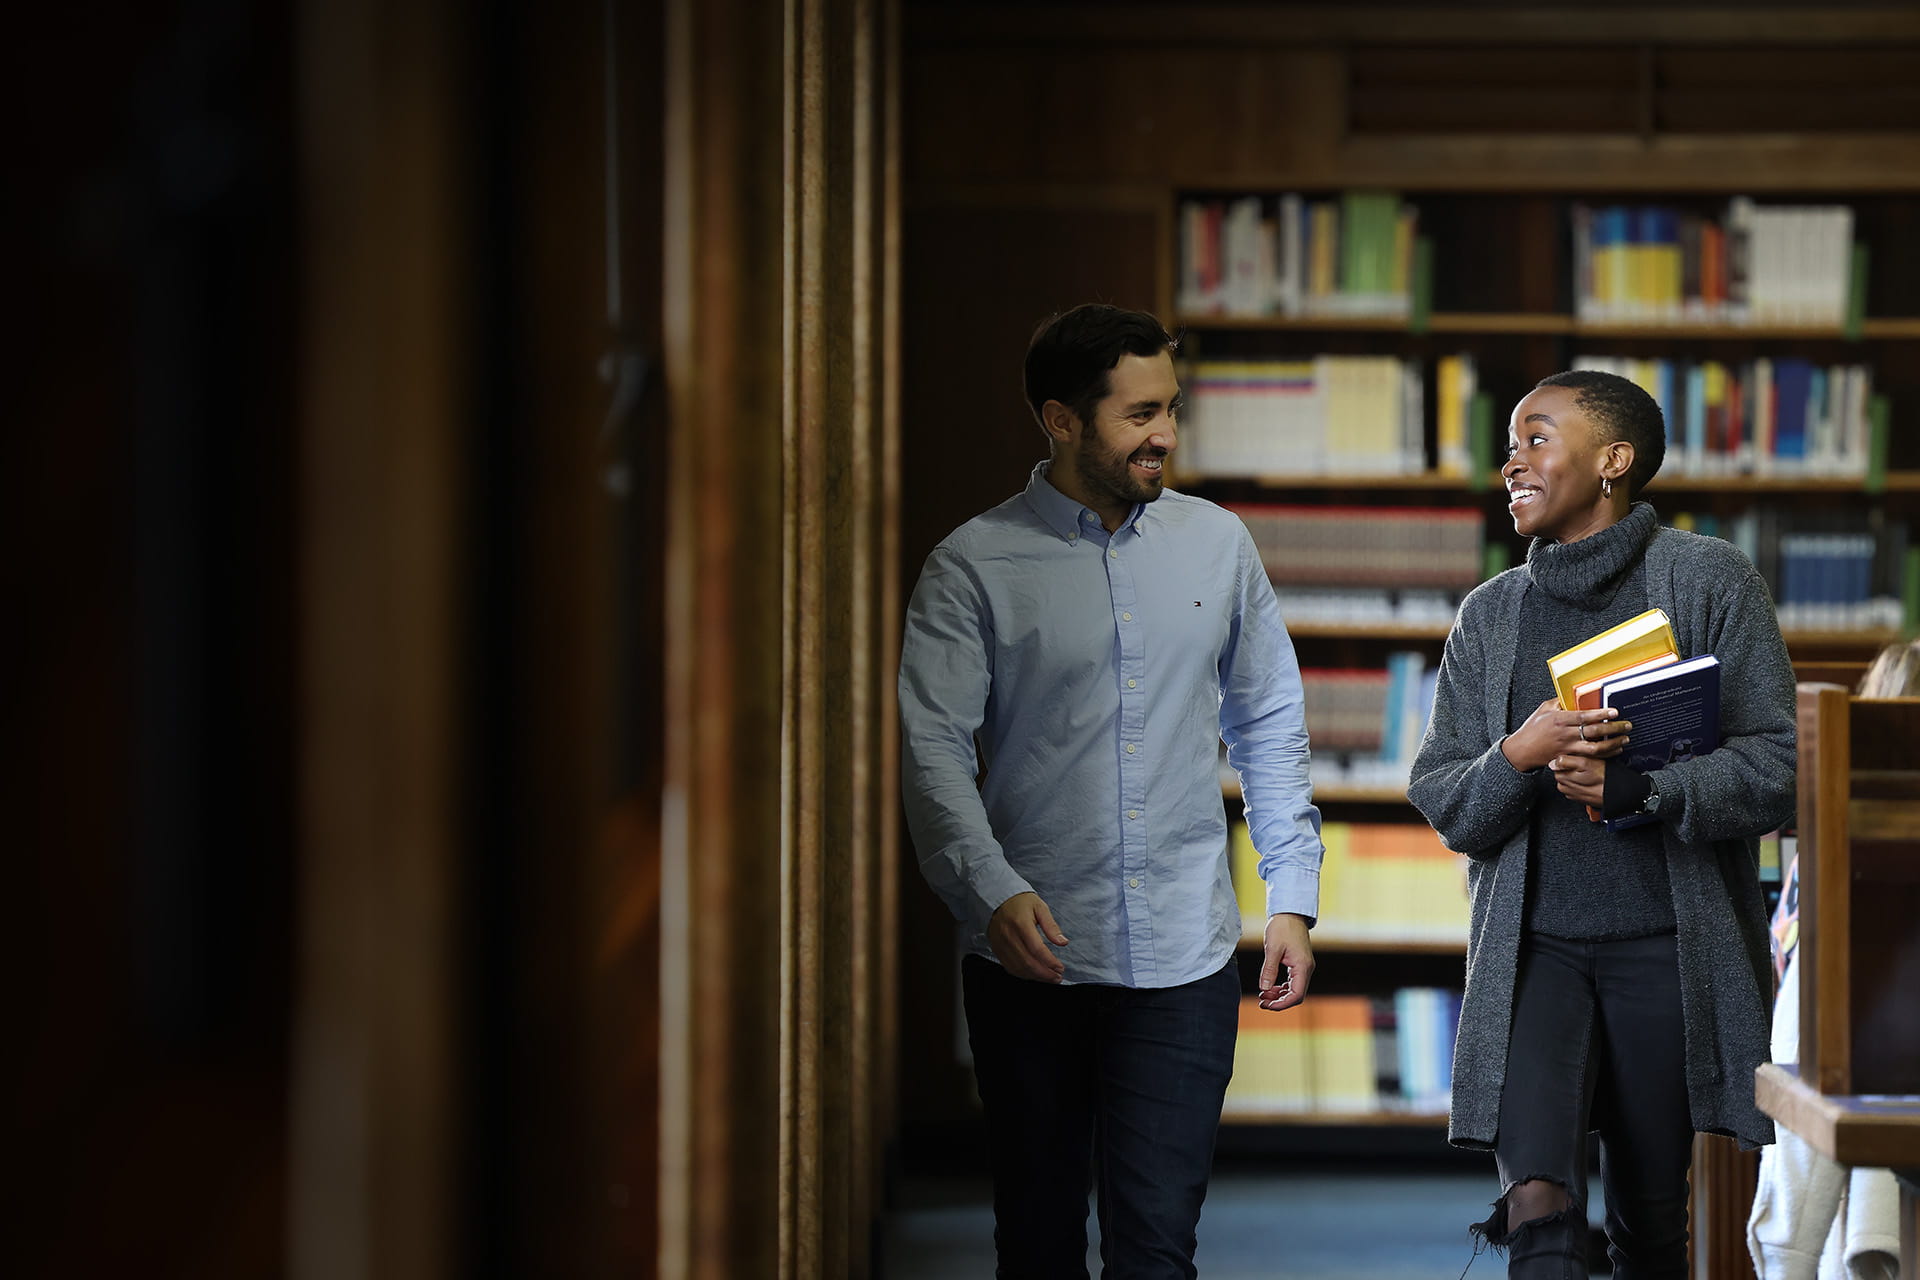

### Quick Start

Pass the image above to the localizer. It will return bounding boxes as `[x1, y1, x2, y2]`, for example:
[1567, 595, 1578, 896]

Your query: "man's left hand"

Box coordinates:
[1256, 912, 1314, 1012]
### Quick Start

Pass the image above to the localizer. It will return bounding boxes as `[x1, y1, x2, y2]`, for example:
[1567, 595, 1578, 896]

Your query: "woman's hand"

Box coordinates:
[1501, 697, 1631, 776]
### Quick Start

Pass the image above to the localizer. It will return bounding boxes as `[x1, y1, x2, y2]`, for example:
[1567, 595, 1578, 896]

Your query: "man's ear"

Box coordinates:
[1040, 399, 1079, 445]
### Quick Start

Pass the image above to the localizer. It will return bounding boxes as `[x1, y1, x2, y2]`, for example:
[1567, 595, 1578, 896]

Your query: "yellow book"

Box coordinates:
[1313, 823, 1353, 940]
[1229, 820, 1265, 942]
[1226, 996, 1313, 1114]
[1306, 997, 1379, 1112]
[1545, 607, 1679, 711]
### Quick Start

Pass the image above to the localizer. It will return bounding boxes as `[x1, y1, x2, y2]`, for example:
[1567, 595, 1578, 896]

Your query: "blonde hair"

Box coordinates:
[1857, 639, 1920, 698]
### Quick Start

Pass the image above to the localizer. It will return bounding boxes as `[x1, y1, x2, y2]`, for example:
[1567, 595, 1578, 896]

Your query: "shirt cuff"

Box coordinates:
[1264, 864, 1320, 928]
[1602, 763, 1653, 819]
[966, 862, 1035, 933]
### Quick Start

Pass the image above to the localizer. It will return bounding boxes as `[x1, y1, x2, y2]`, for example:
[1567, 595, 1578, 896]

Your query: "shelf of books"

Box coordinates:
[1184, 184, 1920, 1128]
[1223, 989, 1460, 1127]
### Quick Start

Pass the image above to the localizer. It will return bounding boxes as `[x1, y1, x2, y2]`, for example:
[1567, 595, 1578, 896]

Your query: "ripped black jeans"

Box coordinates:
[1479, 931, 1693, 1280]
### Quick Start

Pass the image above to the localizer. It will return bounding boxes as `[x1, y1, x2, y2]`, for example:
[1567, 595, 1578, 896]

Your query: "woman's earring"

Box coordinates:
[1602, 476, 1614, 500]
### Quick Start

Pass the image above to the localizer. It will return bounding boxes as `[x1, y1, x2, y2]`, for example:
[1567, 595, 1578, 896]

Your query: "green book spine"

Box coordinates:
[1905, 547, 1920, 636]
[1866, 394, 1890, 496]
[1467, 389, 1493, 493]
[1409, 235, 1434, 336]
[1482, 541, 1511, 584]
[1844, 243, 1869, 341]
[1340, 190, 1366, 298]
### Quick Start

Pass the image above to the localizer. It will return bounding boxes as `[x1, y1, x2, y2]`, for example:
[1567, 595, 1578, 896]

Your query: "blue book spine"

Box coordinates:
[1774, 358, 1812, 465]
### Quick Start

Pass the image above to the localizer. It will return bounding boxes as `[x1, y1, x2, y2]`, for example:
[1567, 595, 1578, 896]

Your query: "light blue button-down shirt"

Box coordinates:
[900, 460, 1323, 988]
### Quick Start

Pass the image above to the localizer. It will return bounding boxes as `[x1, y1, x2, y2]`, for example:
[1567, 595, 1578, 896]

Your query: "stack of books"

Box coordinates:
[1546, 608, 1723, 831]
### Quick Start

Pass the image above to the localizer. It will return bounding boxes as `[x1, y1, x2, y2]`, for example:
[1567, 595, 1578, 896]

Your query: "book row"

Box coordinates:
[1177, 192, 1418, 320]
[1572, 199, 1856, 328]
[1231, 819, 1467, 947]
[1666, 508, 1912, 633]
[1228, 504, 1483, 591]
[1181, 355, 1426, 477]
[1266, 587, 1463, 630]
[1175, 190, 1863, 330]
[1574, 355, 1879, 480]
[1181, 351, 1884, 483]
[1292, 652, 1438, 791]
[1226, 989, 1460, 1117]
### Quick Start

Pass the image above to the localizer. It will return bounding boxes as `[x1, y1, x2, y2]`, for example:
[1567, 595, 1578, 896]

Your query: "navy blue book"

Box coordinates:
[1601, 654, 1721, 832]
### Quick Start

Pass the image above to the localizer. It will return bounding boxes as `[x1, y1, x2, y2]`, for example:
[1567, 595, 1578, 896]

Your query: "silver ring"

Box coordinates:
[1579, 723, 1592, 742]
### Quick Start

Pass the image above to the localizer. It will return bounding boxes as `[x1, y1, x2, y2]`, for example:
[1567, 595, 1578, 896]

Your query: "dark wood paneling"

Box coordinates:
[897, 201, 1159, 1139]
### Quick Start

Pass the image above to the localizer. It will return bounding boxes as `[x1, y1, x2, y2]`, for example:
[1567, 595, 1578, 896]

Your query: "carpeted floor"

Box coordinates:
[878, 1161, 1614, 1279]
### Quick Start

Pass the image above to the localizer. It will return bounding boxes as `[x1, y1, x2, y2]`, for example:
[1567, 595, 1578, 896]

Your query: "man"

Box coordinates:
[899, 303, 1324, 1278]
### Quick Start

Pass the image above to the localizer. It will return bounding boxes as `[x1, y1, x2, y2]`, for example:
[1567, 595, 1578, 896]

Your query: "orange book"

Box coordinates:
[1571, 652, 1681, 711]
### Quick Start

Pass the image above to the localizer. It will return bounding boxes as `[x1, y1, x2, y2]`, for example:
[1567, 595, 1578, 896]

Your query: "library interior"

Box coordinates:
[15, 1, 1920, 1277]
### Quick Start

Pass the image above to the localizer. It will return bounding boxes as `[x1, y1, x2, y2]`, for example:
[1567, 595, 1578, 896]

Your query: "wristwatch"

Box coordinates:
[1640, 779, 1664, 817]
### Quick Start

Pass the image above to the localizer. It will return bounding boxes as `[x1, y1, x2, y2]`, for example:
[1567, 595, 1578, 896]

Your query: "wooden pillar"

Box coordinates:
[660, 0, 899, 1275]
[288, 0, 466, 1275]
[1689, 1133, 1760, 1280]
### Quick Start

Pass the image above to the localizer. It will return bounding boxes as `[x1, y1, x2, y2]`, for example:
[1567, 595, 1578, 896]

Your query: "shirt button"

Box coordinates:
[1127, 810, 1138, 820]
[1109, 548, 1118, 559]
[1121, 611, 1132, 622]
[1128, 877, 1142, 889]
[1127, 678, 1137, 689]
[1126, 743, 1137, 754]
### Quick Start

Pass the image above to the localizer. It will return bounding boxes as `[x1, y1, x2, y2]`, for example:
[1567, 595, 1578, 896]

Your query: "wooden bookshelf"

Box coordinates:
[1177, 312, 1920, 340]
[901, 0, 1920, 1155]
[1183, 469, 1920, 493]
[1283, 619, 1454, 641]
[1219, 1106, 1450, 1127]
[1235, 934, 1465, 957]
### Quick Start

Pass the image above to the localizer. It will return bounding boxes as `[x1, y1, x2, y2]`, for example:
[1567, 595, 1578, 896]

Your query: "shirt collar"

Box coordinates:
[1023, 459, 1152, 542]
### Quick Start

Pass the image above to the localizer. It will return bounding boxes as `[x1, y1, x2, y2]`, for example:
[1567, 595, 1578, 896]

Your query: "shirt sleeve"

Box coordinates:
[898, 546, 1032, 934]
[1218, 528, 1324, 923]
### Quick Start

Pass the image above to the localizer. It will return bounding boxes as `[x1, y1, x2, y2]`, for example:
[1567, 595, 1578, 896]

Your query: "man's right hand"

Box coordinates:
[987, 891, 1069, 983]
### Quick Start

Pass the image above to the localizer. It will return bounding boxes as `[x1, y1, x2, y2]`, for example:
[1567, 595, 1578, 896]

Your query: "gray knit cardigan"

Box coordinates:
[1408, 525, 1796, 1151]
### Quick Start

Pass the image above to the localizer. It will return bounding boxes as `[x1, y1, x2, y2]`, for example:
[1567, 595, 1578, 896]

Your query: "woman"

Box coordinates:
[1408, 369, 1797, 1278]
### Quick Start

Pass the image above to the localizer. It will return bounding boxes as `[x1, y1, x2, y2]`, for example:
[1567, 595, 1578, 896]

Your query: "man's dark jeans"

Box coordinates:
[961, 953, 1241, 1280]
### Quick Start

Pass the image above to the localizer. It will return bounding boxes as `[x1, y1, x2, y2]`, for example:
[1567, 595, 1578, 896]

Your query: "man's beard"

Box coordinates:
[1075, 430, 1165, 511]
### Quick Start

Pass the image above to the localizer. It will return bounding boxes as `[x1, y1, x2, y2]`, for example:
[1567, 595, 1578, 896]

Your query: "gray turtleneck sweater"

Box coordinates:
[1508, 502, 1675, 940]
[1411, 507, 1797, 1151]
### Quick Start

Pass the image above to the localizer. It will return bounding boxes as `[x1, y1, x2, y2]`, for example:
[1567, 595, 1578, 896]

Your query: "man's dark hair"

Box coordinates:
[1534, 368, 1666, 497]
[1024, 304, 1178, 433]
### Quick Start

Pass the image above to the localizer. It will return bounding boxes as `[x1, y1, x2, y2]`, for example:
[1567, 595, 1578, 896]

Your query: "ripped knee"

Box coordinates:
[1470, 1176, 1574, 1247]
[1507, 1177, 1572, 1226]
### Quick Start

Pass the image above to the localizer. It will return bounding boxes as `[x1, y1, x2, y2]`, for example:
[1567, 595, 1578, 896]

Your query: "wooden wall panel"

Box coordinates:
[663, 0, 900, 1276]
[906, 49, 1339, 185]
[905, 7, 1920, 192]
[290, 0, 465, 1275]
